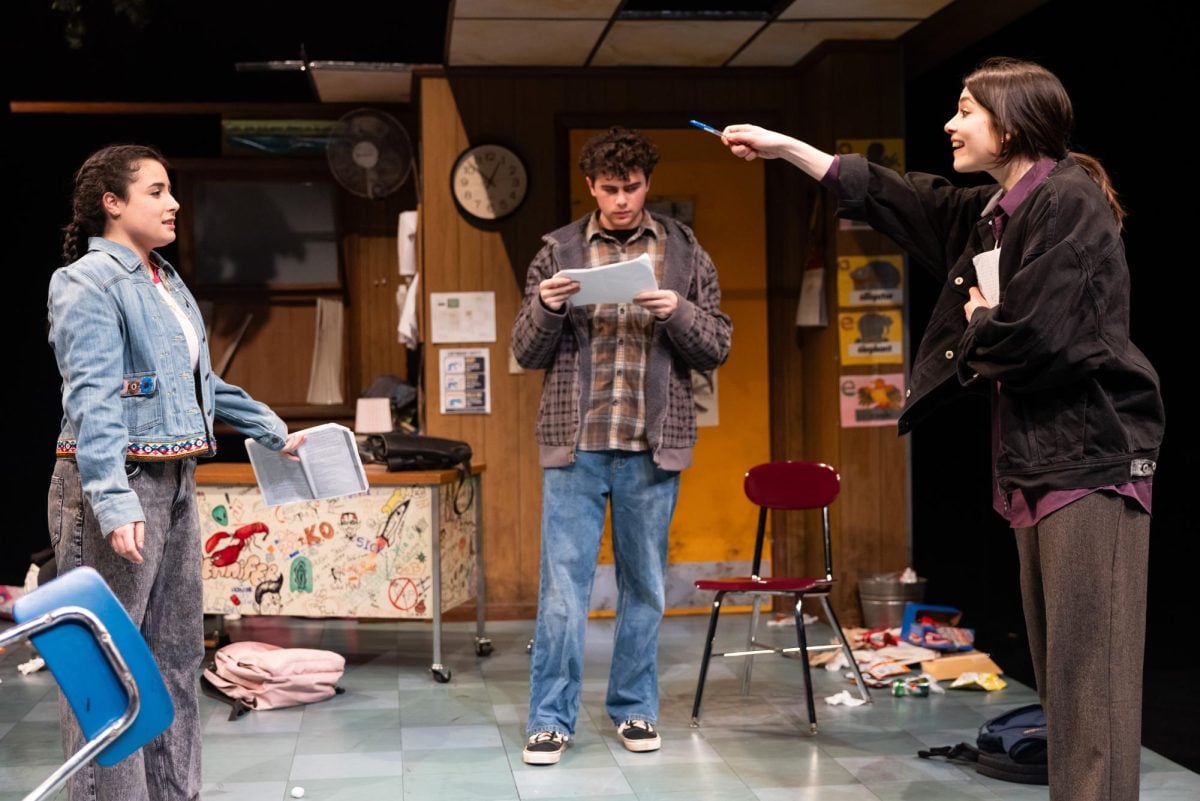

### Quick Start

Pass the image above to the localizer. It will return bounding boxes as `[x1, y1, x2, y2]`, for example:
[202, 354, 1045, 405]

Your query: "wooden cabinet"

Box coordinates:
[172, 149, 417, 429]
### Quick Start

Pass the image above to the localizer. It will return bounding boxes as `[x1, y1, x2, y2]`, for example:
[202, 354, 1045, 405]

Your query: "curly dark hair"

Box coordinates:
[578, 127, 659, 182]
[61, 144, 169, 265]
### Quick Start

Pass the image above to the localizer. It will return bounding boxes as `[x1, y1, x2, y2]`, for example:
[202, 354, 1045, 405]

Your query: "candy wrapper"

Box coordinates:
[0, 585, 25, 620]
[891, 676, 930, 697]
[949, 671, 1007, 691]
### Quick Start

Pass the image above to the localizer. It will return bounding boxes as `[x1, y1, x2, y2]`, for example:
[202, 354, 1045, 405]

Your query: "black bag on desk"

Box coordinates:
[365, 432, 472, 474]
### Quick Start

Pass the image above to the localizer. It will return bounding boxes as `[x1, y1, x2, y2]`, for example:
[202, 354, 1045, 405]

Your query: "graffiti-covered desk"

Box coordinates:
[195, 462, 488, 682]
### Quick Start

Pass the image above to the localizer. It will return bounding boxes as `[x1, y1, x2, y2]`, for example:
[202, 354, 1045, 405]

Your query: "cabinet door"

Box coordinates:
[346, 233, 412, 395]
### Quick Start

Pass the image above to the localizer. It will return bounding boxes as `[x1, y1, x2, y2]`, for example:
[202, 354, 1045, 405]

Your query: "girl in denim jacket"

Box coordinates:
[47, 144, 303, 801]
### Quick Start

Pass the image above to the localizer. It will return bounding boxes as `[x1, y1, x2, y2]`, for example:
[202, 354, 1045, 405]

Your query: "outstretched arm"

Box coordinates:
[721, 124, 834, 181]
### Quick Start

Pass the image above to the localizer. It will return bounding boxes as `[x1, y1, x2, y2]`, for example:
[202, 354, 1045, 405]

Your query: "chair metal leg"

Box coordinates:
[820, 595, 871, 703]
[691, 591, 726, 727]
[793, 594, 818, 734]
[740, 594, 763, 696]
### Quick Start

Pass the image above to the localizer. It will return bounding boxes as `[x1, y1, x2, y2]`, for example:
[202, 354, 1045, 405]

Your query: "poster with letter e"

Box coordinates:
[839, 373, 906, 428]
[440, 348, 491, 414]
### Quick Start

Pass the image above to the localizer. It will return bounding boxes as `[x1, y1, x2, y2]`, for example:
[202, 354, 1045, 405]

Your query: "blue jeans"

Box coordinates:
[527, 451, 679, 737]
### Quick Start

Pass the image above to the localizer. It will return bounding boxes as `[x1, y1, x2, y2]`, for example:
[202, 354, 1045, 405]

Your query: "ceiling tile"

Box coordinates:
[309, 64, 418, 103]
[777, 0, 952, 20]
[454, 0, 619, 18]
[591, 20, 764, 67]
[730, 19, 917, 67]
[449, 19, 609, 66]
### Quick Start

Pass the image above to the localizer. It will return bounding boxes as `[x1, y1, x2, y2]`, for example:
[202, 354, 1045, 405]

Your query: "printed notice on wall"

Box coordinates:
[837, 309, 904, 366]
[839, 373, 906, 428]
[440, 348, 491, 414]
[430, 292, 496, 343]
[836, 255, 904, 307]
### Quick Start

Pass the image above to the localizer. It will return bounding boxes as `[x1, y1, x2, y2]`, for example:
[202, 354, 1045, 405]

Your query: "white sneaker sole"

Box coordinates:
[523, 746, 565, 765]
[620, 736, 661, 753]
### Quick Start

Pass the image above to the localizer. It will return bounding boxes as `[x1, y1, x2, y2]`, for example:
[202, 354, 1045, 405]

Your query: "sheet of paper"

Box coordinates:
[972, 248, 1001, 308]
[430, 291, 496, 343]
[795, 267, 827, 327]
[559, 253, 657, 306]
[440, 348, 491, 414]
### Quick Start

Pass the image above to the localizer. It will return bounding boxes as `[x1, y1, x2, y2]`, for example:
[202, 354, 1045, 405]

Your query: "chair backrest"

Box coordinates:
[12, 567, 173, 766]
[744, 461, 840, 579]
[744, 461, 840, 510]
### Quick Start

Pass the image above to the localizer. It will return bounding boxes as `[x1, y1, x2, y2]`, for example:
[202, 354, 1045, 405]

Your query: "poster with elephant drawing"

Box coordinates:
[837, 309, 904, 366]
[196, 479, 477, 619]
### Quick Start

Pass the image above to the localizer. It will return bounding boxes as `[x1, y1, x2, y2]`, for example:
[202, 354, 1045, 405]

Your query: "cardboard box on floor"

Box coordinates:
[920, 650, 1003, 681]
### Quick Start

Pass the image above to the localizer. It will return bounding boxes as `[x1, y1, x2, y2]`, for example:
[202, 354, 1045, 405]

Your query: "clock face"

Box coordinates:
[451, 144, 528, 222]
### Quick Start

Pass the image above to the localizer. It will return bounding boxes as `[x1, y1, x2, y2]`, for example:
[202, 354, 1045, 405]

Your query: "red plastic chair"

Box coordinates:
[690, 461, 870, 733]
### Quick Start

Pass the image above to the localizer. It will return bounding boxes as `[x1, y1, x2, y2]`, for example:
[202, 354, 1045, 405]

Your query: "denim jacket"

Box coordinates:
[48, 237, 288, 534]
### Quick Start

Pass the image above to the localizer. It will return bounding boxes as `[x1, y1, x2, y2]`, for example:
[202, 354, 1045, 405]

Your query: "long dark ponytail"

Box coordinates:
[964, 57, 1125, 229]
[61, 144, 169, 265]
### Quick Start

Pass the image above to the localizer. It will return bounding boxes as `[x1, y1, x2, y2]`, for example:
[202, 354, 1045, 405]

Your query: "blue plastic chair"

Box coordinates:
[0, 567, 174, 801]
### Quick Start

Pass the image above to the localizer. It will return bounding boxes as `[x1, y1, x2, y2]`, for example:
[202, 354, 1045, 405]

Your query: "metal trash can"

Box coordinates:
[858, 573, 927, 628]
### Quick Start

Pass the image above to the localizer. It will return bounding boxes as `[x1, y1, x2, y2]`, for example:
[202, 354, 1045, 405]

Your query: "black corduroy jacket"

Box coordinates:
[834, 154, 1163, 496]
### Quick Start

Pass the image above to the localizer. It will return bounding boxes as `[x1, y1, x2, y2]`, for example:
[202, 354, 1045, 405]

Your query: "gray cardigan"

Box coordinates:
[511, 212, 731, 470]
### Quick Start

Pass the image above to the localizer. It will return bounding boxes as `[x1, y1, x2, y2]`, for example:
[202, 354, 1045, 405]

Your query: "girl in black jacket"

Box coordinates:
[721, 57, 1163, 801]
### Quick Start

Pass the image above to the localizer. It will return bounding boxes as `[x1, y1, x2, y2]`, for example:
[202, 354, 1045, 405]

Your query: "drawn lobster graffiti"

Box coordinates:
[205, 522, 269, 567]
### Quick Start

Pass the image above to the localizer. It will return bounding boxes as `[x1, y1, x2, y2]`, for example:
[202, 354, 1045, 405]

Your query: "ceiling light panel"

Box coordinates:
[591, 20, 764, 67]
[449, 19, 610, 66]
[776, 0, 952, 20]
[730, 19, 917, 66]
[453, 0, 619, 19]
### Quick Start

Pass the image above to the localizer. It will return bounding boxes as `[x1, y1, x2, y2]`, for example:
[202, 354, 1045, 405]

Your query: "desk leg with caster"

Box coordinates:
[473, 475, 492, 657]
[429, 484, 450, 683]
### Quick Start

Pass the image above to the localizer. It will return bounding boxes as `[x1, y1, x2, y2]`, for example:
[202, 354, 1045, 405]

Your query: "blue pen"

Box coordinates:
[689, 119, 724, 138]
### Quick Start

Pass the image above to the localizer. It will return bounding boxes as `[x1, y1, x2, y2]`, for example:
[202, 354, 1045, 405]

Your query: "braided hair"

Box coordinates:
[61, 144, 169, 265]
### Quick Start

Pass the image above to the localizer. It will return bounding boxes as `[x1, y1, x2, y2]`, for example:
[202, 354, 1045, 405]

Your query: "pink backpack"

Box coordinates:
[201, 641, 346, 720]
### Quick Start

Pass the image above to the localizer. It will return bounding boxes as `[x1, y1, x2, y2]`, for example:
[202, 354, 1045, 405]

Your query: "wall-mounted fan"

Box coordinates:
[326, 108, 414, 199]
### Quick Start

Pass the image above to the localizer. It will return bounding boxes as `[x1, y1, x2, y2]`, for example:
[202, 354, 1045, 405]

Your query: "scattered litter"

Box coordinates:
[950, 672, 1006, 691]
[290, 787, 306, 799]
[825, 690, 867, 707]
[765, 612, 817, 627]
[891, 676, 930, 697]
[18, 656, 46, 675]
[820, 651, 849, 672]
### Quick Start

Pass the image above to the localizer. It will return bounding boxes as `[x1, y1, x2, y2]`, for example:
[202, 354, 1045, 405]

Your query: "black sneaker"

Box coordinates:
[522, 731, 568, 765]
[617, 719, 661, 752]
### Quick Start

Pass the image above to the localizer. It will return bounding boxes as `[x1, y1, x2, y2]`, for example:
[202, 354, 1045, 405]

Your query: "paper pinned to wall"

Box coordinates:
[795, 268, 827, 327]
[430, 291, 496, 343]
[397, 211, 418, 277]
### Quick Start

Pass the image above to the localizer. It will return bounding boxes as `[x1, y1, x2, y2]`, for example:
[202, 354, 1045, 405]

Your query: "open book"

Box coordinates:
[245, 423, 368, 507]
[558, 253, 657, 306]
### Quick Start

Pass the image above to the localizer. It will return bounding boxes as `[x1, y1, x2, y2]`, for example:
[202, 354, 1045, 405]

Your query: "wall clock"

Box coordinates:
[450, 144, 528, 223]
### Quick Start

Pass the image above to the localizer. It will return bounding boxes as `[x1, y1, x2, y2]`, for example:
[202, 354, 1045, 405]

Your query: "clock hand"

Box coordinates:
[483, 161, 501, 189]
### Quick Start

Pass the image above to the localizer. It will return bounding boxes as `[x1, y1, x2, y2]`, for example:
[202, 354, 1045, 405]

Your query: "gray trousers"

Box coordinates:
[1015, 491, 1149, 801]
[49, 458, 204, 801]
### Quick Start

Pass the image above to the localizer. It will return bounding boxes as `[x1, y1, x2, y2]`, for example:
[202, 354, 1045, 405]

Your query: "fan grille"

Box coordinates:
[327, 109, 413, 199]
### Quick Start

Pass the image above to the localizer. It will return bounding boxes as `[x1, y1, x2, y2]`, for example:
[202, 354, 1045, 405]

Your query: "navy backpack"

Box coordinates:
[919, 703, 1048, 785]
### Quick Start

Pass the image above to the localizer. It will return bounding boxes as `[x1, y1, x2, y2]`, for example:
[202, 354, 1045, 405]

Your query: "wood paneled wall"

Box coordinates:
[419, 45, 909, 623]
